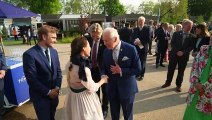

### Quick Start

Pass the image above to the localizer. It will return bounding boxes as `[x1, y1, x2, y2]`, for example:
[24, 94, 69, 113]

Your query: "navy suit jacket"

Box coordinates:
[23, 44, 62, 100]
[102, 41, 141, 100]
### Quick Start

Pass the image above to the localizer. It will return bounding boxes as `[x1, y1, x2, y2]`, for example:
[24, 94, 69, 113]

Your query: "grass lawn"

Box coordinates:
[2, 35, 80, 46]
[2, 40, 23, 46]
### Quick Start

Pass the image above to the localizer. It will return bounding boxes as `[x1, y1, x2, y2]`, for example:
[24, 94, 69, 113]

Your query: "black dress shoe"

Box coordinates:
[137, 76, 144, 81]
[161, 83, 171, 88]
[160, 64, 165, 67]
[176, 87, 182, 92]
[103, 111, 108, 119]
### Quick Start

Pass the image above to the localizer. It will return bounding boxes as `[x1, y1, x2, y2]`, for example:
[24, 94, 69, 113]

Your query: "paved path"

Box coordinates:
[3, 43, 193, 120]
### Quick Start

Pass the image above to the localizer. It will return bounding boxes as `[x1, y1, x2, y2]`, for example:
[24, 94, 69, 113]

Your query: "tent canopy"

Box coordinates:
[0, 1, 38, 18]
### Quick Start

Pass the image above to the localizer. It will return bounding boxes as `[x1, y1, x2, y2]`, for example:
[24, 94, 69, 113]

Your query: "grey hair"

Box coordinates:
[88, 23, 103, 34]
[182, 19, 193, 26]
[138, 16, 145, 22]
[103, 27, 119, 40]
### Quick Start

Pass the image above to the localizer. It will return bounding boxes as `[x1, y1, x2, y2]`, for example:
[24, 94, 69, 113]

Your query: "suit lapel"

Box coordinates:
[118, 41, 124, 64]
[36, 45, 52, 72]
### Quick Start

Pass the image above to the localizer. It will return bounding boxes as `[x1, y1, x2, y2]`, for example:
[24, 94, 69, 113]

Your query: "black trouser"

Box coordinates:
[156, 47, 167, 65]
[28, 36, 37, 45]
[148, 39, 153, 53]
[14, 35, 18, 40]
[165, 52, 188, 87]
[91, 67, 108, 111]
[138, 48, 147, 77]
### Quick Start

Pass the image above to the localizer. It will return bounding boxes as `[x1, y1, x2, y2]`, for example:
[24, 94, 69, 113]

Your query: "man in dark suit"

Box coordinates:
[23, 25, 62, 120]
[0, 34, 6, 119]
[85, 23, 108, 119]
[161, 20, 195, 92]
[102, 27, 141, 120]
[132, 16, 151, 80]
[156, 22, 170, 68]
[118, 22, 133, 44]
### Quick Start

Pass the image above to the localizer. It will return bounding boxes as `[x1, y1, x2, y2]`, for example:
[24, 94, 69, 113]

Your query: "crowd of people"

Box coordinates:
[0, 15, 210, 120]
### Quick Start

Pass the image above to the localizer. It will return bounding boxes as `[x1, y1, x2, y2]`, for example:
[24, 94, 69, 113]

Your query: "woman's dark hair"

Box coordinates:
[195, 24, 210, 38]
[69, 36, 88, 70]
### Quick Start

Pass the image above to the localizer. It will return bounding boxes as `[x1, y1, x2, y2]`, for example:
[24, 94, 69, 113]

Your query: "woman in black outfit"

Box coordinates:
[192, 24, 210, 57]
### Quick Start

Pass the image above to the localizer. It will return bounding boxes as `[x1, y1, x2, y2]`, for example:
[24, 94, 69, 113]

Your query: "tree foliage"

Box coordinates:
[153, 0, 188, 24]
[2, 0, 62, 14]
[2, 0, 28, 9]
[188, 0, 212, 20]
[64, 0, 102, 14]
[137, 1, 155, 15]
[27, 0, 62, 14]
[99, 0, 126, 17]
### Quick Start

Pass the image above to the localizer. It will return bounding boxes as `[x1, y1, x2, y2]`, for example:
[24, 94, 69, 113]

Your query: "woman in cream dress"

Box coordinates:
[64, 36, 108, 120]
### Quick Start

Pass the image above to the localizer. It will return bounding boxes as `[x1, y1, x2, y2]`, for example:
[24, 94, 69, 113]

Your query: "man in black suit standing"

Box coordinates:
[132, 16, 151, 80]
[118, 22, 133, 44]
[85, 23, 108, 119]
[156, 22, 170, 68]
[161, 19, 195, 92]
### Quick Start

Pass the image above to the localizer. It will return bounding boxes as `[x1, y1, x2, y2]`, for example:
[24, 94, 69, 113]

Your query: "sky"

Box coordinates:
[120, 0, 158, 7]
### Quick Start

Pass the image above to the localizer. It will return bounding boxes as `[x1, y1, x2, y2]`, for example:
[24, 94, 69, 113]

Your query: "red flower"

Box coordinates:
[203, 103, 212, 113]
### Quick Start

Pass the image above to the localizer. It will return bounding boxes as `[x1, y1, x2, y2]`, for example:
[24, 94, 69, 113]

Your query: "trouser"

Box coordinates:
[32, 96, 58, 120]
[109, 87, 135, 120]
[166, 53, 188, 87]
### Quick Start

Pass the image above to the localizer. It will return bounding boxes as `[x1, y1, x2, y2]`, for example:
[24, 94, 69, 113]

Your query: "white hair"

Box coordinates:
[103, 27, 119, 40]
[183, 19, 193, 26]
[138, 16, 145, 22]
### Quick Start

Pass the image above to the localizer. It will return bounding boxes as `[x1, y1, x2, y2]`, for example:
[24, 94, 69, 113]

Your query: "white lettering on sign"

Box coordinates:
[18, 75, 26, 83]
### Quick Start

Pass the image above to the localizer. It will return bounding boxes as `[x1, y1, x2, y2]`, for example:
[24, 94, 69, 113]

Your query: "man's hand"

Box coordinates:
[110, 63, 121, 74]
[49, 89, 59, 99]
[134, 38, 142, 46]
[177, 51, 184, 56]
[0, 70, 6, 79]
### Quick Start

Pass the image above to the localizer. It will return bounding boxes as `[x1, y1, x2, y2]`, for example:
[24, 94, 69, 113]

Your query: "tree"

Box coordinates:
[27, 0, 62, 14]
[196, 16, 204, 24]
[2, 0, 28, 9]
[125, 4, 139, 14]
[188, 0, 212, 20]
[64, 0, 102, 14]
[3, 0, 62, 14]
[137, 1, 155, 15]
[99, 0, 126, 17]
[159, 0, 188, 24]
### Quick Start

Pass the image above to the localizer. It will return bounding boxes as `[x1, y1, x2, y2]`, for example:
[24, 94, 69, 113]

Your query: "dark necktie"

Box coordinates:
[92, 42, 97, 68]
[45, 49, 50, 62]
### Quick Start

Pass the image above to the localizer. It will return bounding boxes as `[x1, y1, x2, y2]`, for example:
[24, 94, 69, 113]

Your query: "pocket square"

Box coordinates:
[122, 56, 129, 61]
